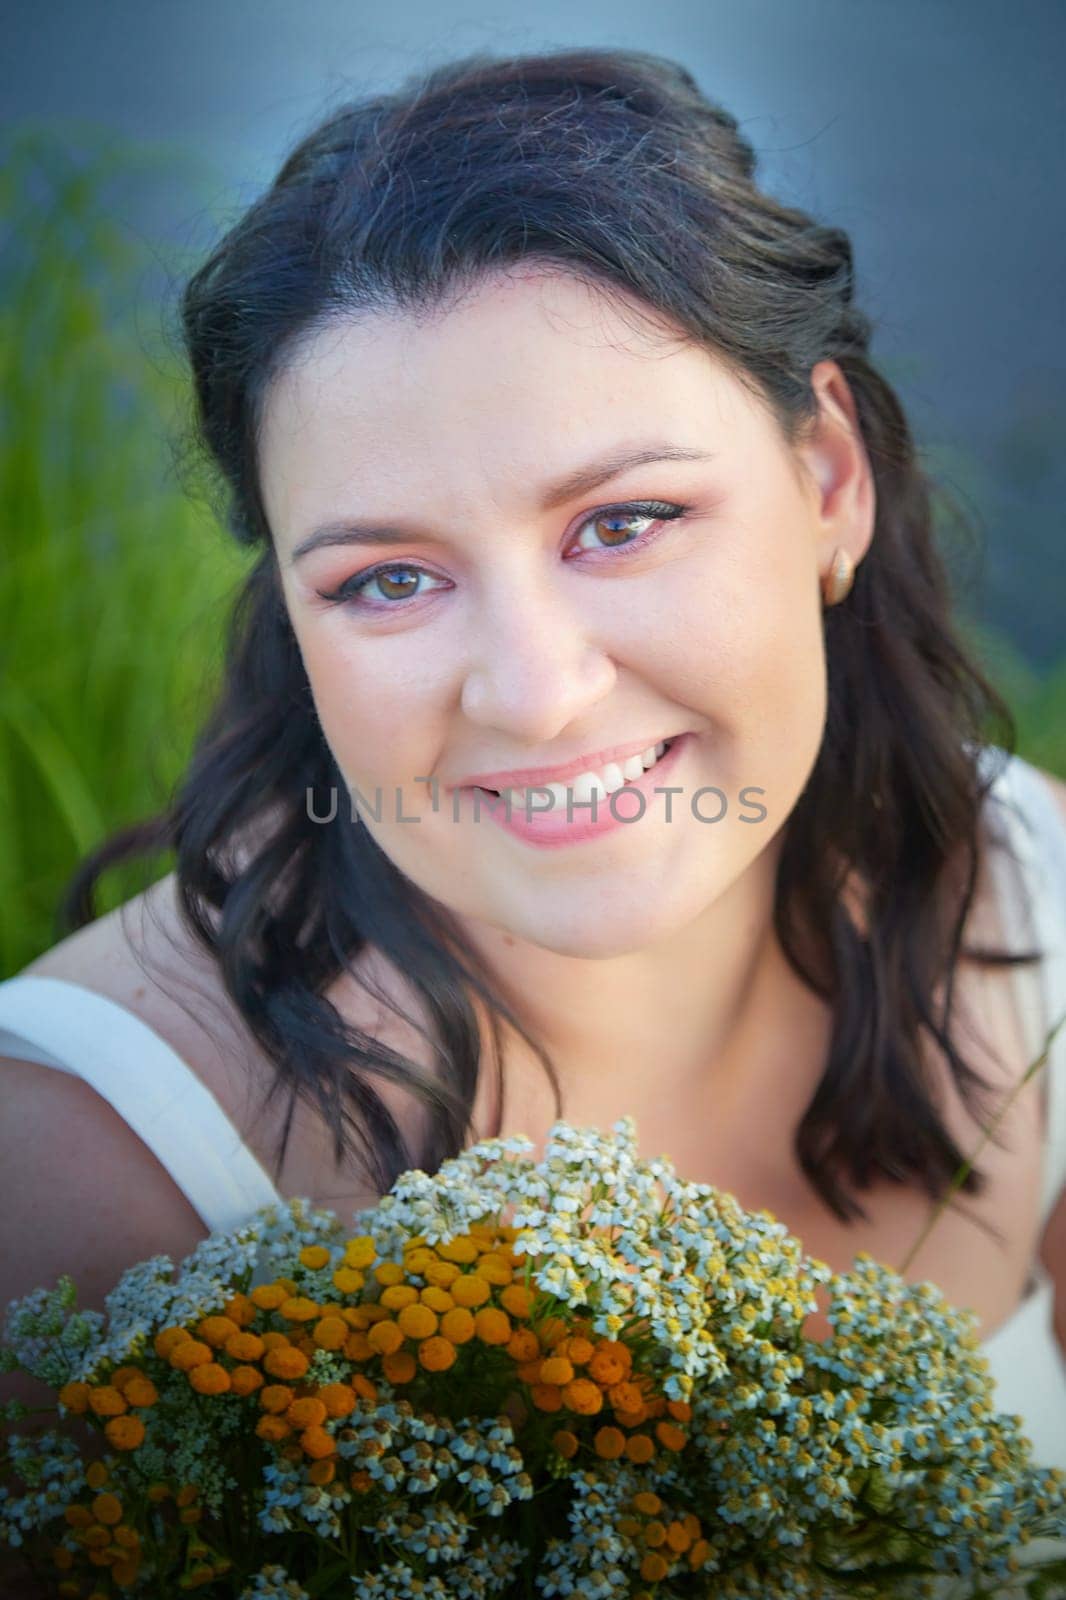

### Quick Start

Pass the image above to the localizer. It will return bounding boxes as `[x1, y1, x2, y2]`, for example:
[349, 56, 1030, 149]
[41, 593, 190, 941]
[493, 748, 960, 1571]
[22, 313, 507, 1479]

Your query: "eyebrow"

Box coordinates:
[287, 443, 715, 565]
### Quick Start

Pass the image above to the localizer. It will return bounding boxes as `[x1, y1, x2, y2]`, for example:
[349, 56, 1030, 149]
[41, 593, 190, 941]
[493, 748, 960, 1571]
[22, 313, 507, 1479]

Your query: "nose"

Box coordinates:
[459, 579, 616, 742]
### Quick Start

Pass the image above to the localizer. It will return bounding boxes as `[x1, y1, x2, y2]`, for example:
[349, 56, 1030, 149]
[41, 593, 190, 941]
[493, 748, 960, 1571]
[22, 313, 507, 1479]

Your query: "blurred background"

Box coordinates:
[2, 0, 1064, 975]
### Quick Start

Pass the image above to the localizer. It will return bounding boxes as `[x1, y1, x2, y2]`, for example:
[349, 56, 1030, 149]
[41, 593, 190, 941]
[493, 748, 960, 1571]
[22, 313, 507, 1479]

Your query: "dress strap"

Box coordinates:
[980, 750, 1066, 1226]
[0, 974, 284, 1233]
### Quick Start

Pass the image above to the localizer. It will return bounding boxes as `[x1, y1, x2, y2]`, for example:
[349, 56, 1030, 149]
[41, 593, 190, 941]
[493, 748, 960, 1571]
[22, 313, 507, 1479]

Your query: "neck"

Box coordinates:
[458, 833, 831, 1141]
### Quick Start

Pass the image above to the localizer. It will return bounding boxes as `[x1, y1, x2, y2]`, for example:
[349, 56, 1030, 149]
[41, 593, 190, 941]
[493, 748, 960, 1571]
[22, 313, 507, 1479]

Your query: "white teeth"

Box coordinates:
[501, 740, 671, 808]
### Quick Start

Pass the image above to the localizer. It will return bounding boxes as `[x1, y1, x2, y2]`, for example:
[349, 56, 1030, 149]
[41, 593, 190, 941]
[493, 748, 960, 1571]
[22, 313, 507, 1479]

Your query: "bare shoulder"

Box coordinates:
[22, 872, 282, 1140]
[17, 871, 440, 1203]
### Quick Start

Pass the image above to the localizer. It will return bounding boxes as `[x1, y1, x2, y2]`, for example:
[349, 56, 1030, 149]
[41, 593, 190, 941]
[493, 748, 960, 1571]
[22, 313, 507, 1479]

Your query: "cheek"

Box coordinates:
[648, 515, 824, 726]
[293, 623, 442, 786]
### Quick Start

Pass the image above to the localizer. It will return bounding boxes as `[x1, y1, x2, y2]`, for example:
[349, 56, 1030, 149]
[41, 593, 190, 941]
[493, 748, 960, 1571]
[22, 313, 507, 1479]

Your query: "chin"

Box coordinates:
[504, 874, 715, 961]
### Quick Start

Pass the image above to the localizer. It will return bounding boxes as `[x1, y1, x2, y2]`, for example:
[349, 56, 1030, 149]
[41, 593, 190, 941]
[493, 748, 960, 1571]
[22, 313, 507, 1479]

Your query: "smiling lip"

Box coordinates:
[454, 733, 684, 793]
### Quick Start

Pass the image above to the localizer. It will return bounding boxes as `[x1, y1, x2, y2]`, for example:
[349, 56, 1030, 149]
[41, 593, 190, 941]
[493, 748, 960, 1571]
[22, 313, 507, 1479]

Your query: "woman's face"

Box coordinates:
[262, 268, 873, 960]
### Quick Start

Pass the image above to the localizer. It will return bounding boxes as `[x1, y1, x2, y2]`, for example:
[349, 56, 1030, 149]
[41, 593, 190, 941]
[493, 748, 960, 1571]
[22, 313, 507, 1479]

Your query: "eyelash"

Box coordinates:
[314, 500, 691, 613]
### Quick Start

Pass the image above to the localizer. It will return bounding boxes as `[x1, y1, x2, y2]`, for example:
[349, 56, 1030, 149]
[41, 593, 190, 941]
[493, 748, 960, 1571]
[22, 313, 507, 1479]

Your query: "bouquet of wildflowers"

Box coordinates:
[3, 1115, 1066, 1600]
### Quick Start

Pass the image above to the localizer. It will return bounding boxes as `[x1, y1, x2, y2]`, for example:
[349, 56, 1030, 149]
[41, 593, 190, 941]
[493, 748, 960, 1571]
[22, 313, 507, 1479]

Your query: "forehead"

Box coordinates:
[258, 269, 757, 524]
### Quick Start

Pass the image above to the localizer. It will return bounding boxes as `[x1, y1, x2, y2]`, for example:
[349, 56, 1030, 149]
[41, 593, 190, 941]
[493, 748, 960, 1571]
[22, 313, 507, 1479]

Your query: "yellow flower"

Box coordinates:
[380, 1283, 420, 1312]
[286, 1397, 327, 1428]
[308, 1458, 336, 1485]
[420, 1285, 454, 1313]
[230, 1365, 264, 1397]
[91, 1493, 123, 1526]
[299, 1244, 331, 1270]
[506, 1327, 540, 1363]
[343, 1236, 377, 1269]
[223, 1292, 256, 1327]
[450, 1274, 490, 1309]
[104, 1415, 145, 1451]
[538, 1316, 568, 1348]
[57, 1381, 91, 1413]
[640, 1551, 669, 1583]
[256, 1414, 290, 1443]
[260, 1383, 296, 1413]
[373, 1262, 405, 1287]
[607, 1380, 644, 1415]
[225, 1331, 265, 1362]
[169, 1341, 213, 1373]
[475, 1253, 513, 1285]
[88, 1385, 127, 1417]
[474, 1307, 512, 1346]
[188, 1363, 231, 1396]
[593, 1426, 626, 1460]
[318, 1382, 357, 1418]
[436, 1236, 479, 1265]
[632, 1491, 662, 1515]
[625, 1433, 655, 1463]
[263, 1345, 310, 1380]
[312, 1316, 349, 1351]
[367, 1319, 404, 1356]
[530, 1383, 563, 1412]
[655, 1420, 688, 1452]
[418, 1336, 457, 1372]
[260, 1331, 292, 1351]
[588, 1341, 631, 1385]
[279, 1296, 320, 1323]
[85, 1462, 110, 1490]
[499, 1280, 531, 1318]
[153, 1326, 191, 1359]
[552, 1428, 579, 1459]
[540, 1356, 574, 1387]
[423, 1260, 461, 1288]
[249, 1283, 289, 1311]
[332, 1266, 365, 1294]
[123, 1377, 158, 1407]
[397, 1303, 438, 1340]
[109, 1365, 144, 1392]
[196, 1315, 241, 1348]
[563, 1378, 603, 1416]
[439, 1307, 475, 1345]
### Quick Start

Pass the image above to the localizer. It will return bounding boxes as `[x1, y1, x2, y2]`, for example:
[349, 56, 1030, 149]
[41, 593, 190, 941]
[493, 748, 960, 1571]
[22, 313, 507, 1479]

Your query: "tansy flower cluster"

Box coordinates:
[2, 1118, 1065, 1598]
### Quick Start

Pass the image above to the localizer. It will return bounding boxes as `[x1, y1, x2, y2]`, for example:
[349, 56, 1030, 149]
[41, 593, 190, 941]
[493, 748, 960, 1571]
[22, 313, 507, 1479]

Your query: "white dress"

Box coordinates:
[1, 750, 1065, 1472]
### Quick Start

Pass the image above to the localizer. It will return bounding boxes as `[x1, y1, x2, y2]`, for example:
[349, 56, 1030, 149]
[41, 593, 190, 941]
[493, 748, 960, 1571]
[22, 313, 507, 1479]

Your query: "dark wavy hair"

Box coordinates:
[58, 45, 1041, 1230]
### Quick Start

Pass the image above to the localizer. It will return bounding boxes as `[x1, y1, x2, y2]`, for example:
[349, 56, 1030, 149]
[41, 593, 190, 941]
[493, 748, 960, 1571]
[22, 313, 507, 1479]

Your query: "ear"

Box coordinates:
[792, 359, 876, 573]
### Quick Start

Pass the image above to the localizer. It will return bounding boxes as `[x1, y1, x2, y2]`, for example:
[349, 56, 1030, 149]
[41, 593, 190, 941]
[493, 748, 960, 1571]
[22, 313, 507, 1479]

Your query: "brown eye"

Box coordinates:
[370, 567, 423, 600]
[573, 509, 658, 553]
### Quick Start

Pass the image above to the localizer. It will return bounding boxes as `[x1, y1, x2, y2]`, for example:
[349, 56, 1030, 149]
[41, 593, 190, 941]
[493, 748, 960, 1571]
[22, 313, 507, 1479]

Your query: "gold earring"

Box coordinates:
[821, 547, 855, 606]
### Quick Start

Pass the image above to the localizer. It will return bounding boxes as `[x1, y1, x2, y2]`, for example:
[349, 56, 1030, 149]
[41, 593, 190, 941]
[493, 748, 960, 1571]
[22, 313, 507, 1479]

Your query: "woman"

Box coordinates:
[3, 42, 1066, 1503]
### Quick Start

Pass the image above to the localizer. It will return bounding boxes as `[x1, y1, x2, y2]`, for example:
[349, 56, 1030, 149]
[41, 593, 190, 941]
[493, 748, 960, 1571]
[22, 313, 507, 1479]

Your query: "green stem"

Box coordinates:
[897, 1009, 1066, 1278]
